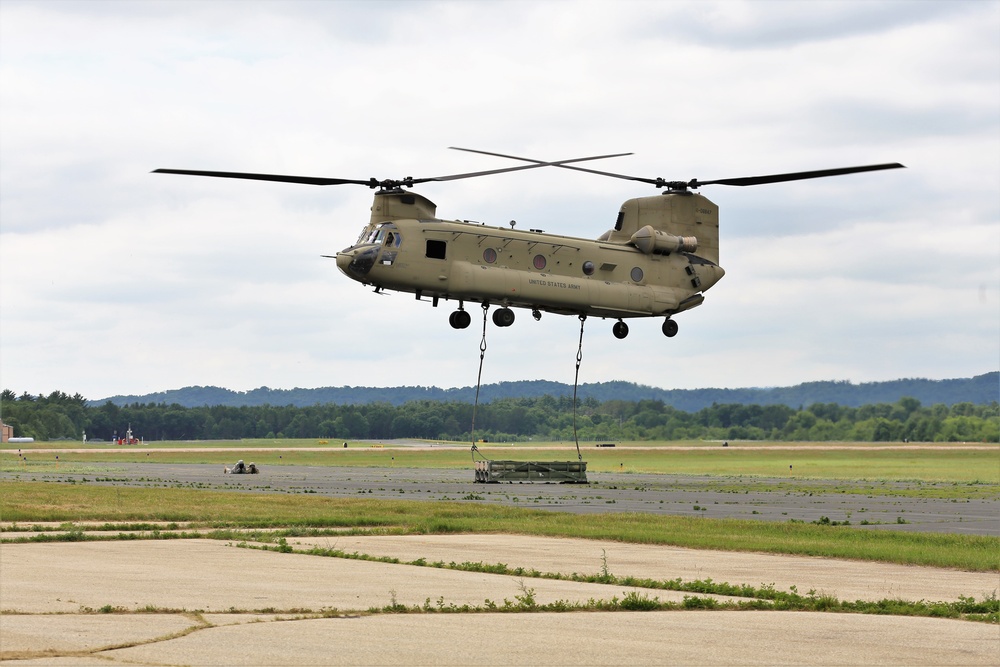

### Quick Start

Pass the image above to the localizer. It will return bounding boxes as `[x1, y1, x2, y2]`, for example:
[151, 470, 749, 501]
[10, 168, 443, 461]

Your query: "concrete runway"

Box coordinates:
[1, 536, 997, 665]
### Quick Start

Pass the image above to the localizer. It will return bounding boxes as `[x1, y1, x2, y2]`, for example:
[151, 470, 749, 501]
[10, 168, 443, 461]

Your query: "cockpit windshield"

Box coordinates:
[358, 222, 400, 247]
[357, 222, 400, 246]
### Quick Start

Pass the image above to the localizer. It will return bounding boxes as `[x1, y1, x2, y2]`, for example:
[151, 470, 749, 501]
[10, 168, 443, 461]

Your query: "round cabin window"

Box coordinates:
[630, 267, 644, 282]
[483, 248, 497, 264]
[533, 254, 547, 270]
[582, 261, 595, 276]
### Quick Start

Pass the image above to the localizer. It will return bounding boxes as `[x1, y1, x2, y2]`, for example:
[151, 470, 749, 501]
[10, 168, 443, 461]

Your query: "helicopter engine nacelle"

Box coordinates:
[629, 225, 698, 255]
[369, 190, 438, 225]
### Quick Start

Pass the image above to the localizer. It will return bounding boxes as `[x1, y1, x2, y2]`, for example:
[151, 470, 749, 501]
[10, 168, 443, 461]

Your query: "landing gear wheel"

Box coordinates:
[612, 320, 629, 339]
[492, 307, 515, 328]
[662, 318, 678, 337]
[450, 310, 471, 329]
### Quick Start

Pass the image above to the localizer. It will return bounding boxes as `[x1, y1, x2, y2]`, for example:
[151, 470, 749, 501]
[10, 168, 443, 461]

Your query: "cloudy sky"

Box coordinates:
[1, 0, 998, 401]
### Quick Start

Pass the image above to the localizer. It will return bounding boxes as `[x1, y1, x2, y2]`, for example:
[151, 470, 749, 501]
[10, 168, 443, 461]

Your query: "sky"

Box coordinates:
[1, 0, 998, 401]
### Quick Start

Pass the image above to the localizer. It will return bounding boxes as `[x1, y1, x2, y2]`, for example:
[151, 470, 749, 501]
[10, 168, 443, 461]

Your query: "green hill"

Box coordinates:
[94, 372, 998, 410]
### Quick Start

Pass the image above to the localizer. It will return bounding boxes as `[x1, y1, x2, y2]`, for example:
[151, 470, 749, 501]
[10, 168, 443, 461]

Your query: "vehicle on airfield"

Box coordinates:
[224, 460, 259, 474]
[155, 149, 904, 339]
[113, 424, 141, 445]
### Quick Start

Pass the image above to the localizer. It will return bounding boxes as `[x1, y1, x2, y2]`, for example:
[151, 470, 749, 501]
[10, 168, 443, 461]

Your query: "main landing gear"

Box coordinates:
[611, 317, 678, 339]
[450, 305, 515, 329]
[492, 307, 515, 328]
[449, 309, 472, 329]
[452, 305, 679, 338]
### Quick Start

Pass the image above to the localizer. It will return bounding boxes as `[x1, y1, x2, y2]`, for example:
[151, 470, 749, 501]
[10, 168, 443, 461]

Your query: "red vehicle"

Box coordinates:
[115, 425, 141, 445]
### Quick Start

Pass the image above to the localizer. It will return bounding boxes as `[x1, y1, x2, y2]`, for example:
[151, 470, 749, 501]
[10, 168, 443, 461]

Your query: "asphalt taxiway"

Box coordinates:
[5, 462, 996, 535]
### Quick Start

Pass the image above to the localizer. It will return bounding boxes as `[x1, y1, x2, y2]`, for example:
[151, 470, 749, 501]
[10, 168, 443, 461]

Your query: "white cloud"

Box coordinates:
[1, 0, 997, 399]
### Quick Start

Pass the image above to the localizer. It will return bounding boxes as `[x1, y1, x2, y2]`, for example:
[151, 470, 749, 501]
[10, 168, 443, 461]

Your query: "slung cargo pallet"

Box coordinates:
[474, 459, 588, 483]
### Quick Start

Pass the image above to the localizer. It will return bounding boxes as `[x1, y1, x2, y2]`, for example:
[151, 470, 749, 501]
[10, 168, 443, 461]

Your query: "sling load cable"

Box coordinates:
[571, 314, 586, 463]
[470, 303, 490, 466]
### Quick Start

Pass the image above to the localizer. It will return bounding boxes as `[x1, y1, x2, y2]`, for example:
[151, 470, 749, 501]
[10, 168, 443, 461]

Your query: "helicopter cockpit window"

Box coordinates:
[361, 223, 401, 247]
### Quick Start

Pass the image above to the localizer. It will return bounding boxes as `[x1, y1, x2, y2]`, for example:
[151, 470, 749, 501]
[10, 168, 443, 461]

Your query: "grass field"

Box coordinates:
[4, 439, 997, 483]
[7, 438, 992, 449]
[2, 481, 997, 572]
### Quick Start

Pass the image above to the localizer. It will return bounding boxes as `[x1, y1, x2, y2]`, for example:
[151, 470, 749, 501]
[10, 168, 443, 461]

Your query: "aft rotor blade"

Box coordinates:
[693, 163, 906, 188]
[453, 148, 906, 190]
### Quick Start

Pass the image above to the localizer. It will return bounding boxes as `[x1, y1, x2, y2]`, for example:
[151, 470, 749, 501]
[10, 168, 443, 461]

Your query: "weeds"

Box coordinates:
[7, 512, 996, 573]
[514, 580, 537, 610]
[231, 539, 998, 623]
[599, 549, 611, 582]
[332, 588, 999, 620]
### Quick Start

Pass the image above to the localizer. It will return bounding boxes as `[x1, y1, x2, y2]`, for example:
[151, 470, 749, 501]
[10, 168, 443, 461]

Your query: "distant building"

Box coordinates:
[1, 420, 12, 443]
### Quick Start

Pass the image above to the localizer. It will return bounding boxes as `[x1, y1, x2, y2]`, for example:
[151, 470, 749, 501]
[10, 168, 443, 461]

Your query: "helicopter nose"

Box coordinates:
[335, 251, 353, 275]
[336, 246, 378, 278]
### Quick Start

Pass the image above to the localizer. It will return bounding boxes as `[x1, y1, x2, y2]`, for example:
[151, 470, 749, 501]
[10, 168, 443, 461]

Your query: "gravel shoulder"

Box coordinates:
[4, 462, 997, 535]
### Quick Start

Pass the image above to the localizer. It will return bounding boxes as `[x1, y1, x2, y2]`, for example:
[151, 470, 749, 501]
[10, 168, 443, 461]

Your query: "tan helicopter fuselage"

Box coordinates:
[335, 189, 725, 321]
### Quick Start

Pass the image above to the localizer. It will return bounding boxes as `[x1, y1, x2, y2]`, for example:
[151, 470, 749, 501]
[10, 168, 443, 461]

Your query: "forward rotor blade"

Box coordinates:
[151, 169, 376, 186]
[153, 152, 632, 190]
[450, 148, 656, 185]
[430, 152, 632, 183]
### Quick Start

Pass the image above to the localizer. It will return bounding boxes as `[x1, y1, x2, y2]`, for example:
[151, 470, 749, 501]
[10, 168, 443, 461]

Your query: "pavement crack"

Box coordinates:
[0, 611, 211, 664]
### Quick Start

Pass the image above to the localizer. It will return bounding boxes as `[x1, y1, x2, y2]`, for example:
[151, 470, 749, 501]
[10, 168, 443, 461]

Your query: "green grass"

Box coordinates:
[5, 440, 998, 483]
[1, 438, 358, 451]
[2, 481, 997, 571]
[598, 447, 999, 480]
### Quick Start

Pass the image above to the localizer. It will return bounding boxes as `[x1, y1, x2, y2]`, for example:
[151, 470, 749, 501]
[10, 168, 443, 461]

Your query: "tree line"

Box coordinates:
[2, 389, 997, 443]
[95, 372, 999, 411]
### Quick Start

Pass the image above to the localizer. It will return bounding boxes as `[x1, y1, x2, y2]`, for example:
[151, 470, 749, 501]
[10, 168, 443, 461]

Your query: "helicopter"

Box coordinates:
[154, 150, 904, 339]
